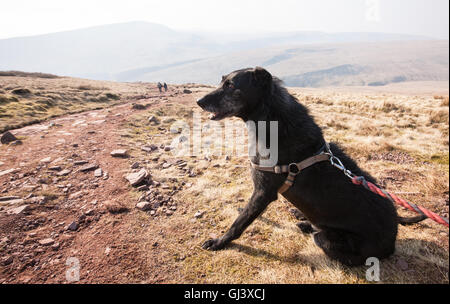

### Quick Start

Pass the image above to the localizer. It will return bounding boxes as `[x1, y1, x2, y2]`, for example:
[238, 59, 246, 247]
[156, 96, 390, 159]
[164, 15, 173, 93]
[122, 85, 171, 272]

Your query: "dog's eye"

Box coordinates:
[224, 81, 235, 89]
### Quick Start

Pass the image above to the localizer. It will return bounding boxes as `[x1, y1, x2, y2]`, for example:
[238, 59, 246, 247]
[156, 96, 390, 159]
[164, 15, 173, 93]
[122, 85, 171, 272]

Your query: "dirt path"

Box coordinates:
[0, 86, 201, 283]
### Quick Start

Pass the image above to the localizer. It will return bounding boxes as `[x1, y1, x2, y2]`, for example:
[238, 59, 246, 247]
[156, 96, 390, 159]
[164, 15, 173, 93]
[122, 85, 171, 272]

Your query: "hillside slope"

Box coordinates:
[131, 40, 449, 87]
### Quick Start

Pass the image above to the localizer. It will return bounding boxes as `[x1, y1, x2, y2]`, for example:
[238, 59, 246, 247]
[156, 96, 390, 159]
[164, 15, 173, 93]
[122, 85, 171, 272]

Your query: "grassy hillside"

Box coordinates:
[0, 73, 152, 133]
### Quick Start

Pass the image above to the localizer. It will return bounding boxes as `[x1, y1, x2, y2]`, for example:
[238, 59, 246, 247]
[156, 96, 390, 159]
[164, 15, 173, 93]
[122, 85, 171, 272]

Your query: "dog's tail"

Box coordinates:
[398, 215, 427, 225]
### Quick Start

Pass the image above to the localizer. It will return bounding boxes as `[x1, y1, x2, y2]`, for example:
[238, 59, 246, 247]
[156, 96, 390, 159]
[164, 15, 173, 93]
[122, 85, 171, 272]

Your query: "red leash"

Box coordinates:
[352, 176, 449, 227]
[324, 142, 449, 228]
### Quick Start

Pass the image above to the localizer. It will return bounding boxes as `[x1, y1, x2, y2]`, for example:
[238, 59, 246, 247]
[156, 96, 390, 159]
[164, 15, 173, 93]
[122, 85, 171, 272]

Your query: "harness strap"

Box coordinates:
[251, 153, 330, 193]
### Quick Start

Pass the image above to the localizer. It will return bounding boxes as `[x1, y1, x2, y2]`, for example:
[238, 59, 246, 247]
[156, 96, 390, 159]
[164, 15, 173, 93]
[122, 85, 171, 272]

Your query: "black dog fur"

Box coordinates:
[197, 67, 423, 266]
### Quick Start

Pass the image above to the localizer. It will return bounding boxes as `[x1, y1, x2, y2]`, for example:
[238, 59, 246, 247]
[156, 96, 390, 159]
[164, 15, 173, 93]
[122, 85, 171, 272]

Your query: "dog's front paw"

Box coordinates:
[202, 238, 225, 251]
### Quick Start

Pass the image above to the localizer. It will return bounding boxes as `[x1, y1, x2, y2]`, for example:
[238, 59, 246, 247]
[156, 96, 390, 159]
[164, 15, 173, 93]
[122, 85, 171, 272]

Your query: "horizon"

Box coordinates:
[0, 0, 448, 40]
[0, 20, 445, 41]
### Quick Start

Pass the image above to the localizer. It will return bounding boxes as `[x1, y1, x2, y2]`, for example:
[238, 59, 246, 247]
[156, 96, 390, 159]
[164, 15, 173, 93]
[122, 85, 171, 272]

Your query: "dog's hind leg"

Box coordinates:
[202, 190, 276, 251]
[313, 230, 366, 266]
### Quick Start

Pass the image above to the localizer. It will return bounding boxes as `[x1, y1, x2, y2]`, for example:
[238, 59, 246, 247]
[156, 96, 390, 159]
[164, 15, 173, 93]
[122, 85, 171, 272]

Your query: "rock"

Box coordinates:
[1, 131, 18, 145]
[105, 247, 111, 256]
[74, 160, 88, 166]
[132, 103, 147, 110]
[94, 168, 103, 177]
[7, 205, 29, 215]
[80, 163, 98, 172]
[38, 238, 55, 246]
[69, 191, 84, 200]
[194, 211, 204, 218]
[85, 209, 95, 216]
[183, 89, 192, 94]
[28, 196, 47, 204]
[164, 146, 172, 152]
[2, 256, 13, 266]
[162, 163, 172, 169]
[141, 145, 158, 152]
[0, 168, 20, 177]
[0, 196, 20, 202]
[40, 157, 52, 163]
[57, 169, 71, 176]
[131, 162, 140, 169]
[110, 149, 128, 157]
[136, 185, 149, 191]
[136, 201, 151, 211]
[125, 169, 149, 187]
[162, 118, 176, 124]
[78, 214, 86, 223]
[51, 242, 60, 251]
[0, 236, 9, 245]
[170, 127, 181, 134]
[67, 221, 79, 231]
[148, 116, 160, 125]
[11, 88, 31, 95]
[0, 198, 24, 206]
[38, 177, 50, 184]
[48, 166, 62, 171]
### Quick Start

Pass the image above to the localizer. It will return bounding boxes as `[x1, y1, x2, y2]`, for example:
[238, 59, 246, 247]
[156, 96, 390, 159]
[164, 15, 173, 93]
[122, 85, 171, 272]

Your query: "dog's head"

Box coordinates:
[197, 67, 273, 120]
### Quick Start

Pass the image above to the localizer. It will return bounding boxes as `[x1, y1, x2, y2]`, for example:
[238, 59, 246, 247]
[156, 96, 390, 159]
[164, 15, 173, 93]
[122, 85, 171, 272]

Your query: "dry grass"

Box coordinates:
[120, 86, 448, 284]
[0, 76, 154, 133]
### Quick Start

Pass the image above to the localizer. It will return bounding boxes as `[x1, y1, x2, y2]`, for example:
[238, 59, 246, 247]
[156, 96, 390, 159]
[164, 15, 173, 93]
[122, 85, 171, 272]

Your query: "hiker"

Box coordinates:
[157, 82, 162, 93]
[163, 82, 168, 92]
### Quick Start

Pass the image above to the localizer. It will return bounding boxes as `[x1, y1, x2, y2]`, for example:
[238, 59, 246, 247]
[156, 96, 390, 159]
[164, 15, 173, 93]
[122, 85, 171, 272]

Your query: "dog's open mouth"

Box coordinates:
[208, 111, 229, 121]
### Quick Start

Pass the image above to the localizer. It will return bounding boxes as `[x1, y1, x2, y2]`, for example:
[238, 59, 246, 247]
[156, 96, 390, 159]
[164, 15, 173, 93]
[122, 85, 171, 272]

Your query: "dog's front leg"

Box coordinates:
[202, 191, 274, 251]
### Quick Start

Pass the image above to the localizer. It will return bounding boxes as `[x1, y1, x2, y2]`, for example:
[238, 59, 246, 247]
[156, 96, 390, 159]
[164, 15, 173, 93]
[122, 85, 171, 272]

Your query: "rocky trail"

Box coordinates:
[0, 85, 205, 283]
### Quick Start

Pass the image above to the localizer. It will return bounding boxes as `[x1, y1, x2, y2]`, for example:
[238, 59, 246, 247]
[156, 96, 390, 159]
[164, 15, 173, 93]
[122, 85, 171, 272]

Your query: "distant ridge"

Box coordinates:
[0, 21, 447, 87]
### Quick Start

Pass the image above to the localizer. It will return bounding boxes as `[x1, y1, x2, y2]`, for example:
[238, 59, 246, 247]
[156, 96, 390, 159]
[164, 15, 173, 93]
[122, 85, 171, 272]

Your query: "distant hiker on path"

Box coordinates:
[157, 82, 162, 93]
[163, 82, 168, 92]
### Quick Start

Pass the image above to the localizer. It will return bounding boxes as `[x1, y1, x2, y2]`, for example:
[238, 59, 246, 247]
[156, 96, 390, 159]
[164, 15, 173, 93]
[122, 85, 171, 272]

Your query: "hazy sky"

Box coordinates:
[0, 0, 448, 39]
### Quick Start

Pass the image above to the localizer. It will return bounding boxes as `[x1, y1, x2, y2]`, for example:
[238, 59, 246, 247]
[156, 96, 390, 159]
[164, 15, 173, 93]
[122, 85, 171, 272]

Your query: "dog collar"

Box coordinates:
[250, 143, 331, 193]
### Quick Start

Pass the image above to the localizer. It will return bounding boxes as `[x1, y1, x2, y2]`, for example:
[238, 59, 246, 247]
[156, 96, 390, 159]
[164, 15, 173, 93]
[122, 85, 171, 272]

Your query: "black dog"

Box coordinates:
[197, 67, 424, 266]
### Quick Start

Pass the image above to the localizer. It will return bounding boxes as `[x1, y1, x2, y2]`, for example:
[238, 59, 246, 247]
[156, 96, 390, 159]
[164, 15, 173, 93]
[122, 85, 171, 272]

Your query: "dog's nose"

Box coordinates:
[196, 97, 205, 107]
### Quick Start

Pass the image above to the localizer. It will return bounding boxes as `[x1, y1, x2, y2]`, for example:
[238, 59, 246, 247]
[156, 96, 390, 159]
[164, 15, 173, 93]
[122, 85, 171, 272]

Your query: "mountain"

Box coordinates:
[0, 22, 219, 80]
[126, 40, 449, 87]
[0, 21, 448, 87]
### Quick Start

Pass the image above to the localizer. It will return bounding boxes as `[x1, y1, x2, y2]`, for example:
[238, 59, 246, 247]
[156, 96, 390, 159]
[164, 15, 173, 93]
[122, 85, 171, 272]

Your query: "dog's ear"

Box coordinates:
[253, 67, 272, 87]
